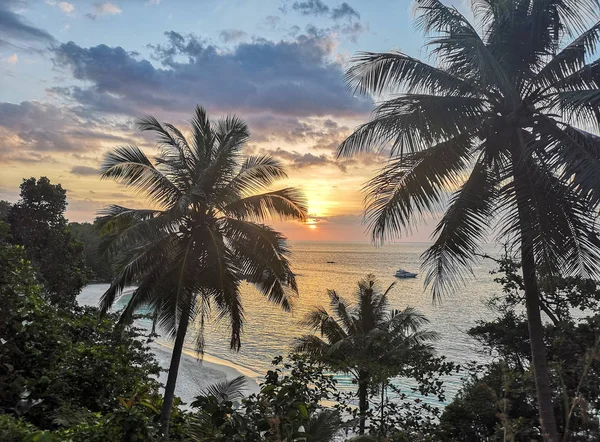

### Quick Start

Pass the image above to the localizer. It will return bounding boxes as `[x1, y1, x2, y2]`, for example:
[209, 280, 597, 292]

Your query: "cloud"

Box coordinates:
[219, 29, 247, 43]
[290, 0, 330, 16]
[95, 1, 121, 15]
[0, 101, 133, 163]
[52, 31, 371, 119]
[46, 1, 75, 15]
[285, 0, 360, 21]
[245, 114, 352, 150]
[331, 3, 360, 21]
[333, 21, 367, 43]
[6, 53, 18, 64]
[260, 147, 353, 172]
[70, 165, 99, 176]
[86, 1, 122, 19]
[0, 0, 55, 47]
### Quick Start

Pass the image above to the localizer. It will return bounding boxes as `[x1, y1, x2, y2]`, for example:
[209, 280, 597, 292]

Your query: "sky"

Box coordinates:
[0, 0, 466, 241]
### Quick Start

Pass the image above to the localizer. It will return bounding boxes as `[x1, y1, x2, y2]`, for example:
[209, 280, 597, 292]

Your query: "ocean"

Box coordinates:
[79, 241, 501, 402]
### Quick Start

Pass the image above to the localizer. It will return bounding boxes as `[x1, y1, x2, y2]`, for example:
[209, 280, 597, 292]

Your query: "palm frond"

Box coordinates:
[345, 51, 479, 97]
[222, 218, 297, 310]
[546, 57, 600, 92]
[553, 89, 600, 129]
[213, 115, 250, 157]
[533, 21, 600, 91]
[223, 188, 308, 222]
[415, 0, 513, 95]
[221, 155, 288, 198]
[338, 94, 485, 158]
[363, 132, 476, 243]
[198, 225, 244, 350]
[328, 290, 356, 334]
[303, 409, 343, 442]
[199, 375, 247, 404]
[96, 205, 173, 256]
[100, 145, 182, 207]
[500, 153, 600, 279]
[294, 335, 330, 358]
[422, 159, 498, 300]
[533, 116, 600, 206]
[189, 105, 214, 166]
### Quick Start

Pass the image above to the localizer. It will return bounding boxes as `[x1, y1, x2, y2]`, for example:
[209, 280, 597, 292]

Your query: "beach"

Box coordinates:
[149, 341, 261, 406]
[77, 287, 261, 406]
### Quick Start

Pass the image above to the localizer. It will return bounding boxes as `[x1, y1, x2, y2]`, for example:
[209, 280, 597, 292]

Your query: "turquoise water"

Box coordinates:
[79, 241, 500, 401]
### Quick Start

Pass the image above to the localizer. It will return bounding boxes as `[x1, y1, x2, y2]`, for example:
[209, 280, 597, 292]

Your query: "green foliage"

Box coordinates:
[0, 414, 51, 442]
[7, 177, 88, 308]
[69, 221, 113, 282]
[0, 200, 11, 220]
[296, 274, 440, 434]
[189, 354, 343, 441]
[439, 256, 600, 441]
[0, 229, 162, 432]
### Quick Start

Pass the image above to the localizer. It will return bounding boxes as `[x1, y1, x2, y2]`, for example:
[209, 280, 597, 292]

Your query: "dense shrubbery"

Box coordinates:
[0, 221, 187, 440]
[436, 256, 600, 441]
[190, 355, 343, 441]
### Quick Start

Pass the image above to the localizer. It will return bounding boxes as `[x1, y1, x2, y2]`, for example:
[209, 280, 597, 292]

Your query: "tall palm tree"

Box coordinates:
[97, 106, 307, 437]
[337, 1, 600, 440]
[295, 275, 438, 435]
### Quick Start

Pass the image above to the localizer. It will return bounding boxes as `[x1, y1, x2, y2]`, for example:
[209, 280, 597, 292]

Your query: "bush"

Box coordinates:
[0, 226, 162, 432]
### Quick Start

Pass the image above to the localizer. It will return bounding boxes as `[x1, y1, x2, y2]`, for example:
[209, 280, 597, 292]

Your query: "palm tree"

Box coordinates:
[337, 1, 600, 440]
[97, 106, 307, 437]
[295, 275, 438, 435]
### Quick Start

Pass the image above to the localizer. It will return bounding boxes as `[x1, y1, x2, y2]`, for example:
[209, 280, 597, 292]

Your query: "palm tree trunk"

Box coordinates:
[380, 381, 386, 436]
[159, 302, 191, 439]
[520, 242, 559, 442]
[357, 370, 369, 435]
[512, 147, 559, 441]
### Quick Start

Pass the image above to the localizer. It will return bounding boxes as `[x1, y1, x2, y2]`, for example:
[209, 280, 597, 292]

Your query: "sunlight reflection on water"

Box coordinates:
[79, 241, 500, 401]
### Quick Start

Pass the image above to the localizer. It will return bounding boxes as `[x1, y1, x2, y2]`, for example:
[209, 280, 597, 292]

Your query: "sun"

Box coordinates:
[305, 217, 319, 230]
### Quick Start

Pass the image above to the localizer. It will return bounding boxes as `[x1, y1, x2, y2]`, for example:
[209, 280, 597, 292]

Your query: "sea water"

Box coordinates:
[79, 241, 501, 402]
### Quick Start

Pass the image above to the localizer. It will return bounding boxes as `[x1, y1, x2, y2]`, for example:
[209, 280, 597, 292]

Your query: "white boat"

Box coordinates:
[394, 268, 417, 278]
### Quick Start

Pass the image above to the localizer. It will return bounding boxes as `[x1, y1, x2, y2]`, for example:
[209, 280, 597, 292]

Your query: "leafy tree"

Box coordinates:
[338, 1, 600, 439]
[0, 224, 162, 432]
[295, 275, 439, 435]
[7, 177, 87, 307]
[439, 256, 600, 440]
[98, 105, 307, 437]
[0, 200, 11, 220]
[70, 221, 113, 281]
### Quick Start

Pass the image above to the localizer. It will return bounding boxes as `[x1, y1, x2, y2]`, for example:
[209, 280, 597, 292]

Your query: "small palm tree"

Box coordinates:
[338, 1, 600, 439]
[295, 275, 438, 435]
[98, 106, 307, 437]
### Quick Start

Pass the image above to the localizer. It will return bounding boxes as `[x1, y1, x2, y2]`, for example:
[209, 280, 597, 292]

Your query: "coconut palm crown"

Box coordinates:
[97, 106, 307, 436]
[296, 275, 438, 434]
[338, 1, 600, 440]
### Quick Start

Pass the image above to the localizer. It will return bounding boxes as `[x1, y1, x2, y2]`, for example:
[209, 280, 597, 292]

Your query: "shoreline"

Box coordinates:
[76, 289, 261, 405]
[149, 340, 261, 407]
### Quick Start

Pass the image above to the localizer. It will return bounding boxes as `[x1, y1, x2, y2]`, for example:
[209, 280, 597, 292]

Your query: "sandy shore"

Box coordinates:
[77, 287, 260, 406]
[149, 340, 261, 407]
